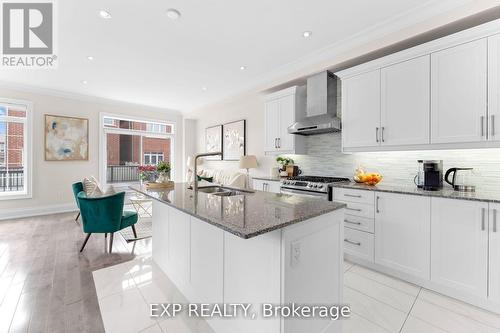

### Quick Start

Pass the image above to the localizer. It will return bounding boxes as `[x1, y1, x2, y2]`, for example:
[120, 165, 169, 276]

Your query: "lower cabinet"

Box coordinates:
[344, 227, 374, 262]
[375, 192, 431, 280]
[252, 179, 281, 193]
[489, 203, 500, 303]
[431, 197, 488, 298]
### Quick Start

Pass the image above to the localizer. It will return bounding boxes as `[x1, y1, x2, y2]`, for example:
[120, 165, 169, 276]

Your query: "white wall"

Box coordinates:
[186, 92, 276, 178]
[0, 86, 183, 217]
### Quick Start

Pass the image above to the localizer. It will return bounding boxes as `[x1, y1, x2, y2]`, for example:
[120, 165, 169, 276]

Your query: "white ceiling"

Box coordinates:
[0, 0, 476, 112]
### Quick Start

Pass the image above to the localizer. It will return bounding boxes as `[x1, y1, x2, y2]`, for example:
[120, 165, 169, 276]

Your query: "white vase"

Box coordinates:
[156, 172, 170, 183]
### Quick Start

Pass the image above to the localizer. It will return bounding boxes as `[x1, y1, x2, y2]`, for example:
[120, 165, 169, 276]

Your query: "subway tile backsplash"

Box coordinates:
[289, 133, 500, 192]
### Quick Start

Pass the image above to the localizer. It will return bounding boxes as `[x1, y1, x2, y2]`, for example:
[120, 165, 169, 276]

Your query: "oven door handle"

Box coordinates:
[280, 187, 327, 198]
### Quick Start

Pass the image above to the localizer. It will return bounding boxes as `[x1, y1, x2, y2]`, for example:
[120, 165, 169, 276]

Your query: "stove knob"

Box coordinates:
[313, 184, 318, 188]
[318, 185, 324, 189]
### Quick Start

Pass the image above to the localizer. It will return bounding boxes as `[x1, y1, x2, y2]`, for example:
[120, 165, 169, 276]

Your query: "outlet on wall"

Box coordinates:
[291, 242, 301, 267]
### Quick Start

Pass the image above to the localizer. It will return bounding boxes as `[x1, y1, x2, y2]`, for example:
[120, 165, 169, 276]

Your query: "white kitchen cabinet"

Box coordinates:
[488, 34, 500, 142]
[264, 86, 305, 155]
[168, 207, 191, 289]
[431, 38, 487, 144]
[252, 179, 281, 193]
[489, 203, 500, 303]
[342, 69, 381, 149]
[374, 192, 431, 280]
[431, 197, 488, 298]
[380, 55, 430, 146]
[264, 98, 280, 152]
[190, 217, 224, 304]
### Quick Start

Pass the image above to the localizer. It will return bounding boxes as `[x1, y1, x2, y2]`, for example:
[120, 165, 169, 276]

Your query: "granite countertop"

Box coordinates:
[130, 183, 345, 239]
[331, 182, 500, 203]
[251, 176, 283, 182]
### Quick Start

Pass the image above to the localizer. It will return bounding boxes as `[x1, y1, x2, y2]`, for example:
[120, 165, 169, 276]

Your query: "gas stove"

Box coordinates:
[281, 175, 351, 195]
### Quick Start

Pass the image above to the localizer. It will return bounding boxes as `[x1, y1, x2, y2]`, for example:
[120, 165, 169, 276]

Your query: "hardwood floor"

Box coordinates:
[0, 211, 152, 333]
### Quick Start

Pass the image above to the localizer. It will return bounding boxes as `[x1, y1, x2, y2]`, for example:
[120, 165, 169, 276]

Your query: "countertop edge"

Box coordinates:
[330, 183, 500, 204]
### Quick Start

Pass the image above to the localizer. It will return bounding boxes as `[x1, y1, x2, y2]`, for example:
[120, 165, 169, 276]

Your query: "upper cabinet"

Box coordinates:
[342, 55, 430, 149]
[431, 39, 487, 144]
[342, 70, 381, 149]
[336, 19, 500, 152]
[381, 55, 430, 146]
[264, 86, 306, 155]
[488, 34, 500, 142]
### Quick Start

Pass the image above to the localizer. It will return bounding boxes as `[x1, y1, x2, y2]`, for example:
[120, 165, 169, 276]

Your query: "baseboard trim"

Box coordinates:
[0, 203, 78, 221]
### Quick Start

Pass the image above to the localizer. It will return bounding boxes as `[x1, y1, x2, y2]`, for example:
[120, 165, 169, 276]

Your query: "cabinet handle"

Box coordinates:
[494, 209, 497, 233]
[346, 207, 362, 212]
[376, 196, 380, 213]
[375, 127, 379, 143]
[274, 138, 277, 149]
[381, 127, 385, 142]
[345, 219, 362, 225]
[344, 194, 362, 198]
[481, 208, 486, 231]
[278, 138, 281, 148]
[492, 115, 496, 137]
[481, 116, 485, 137]
[344, 239, 361, 246]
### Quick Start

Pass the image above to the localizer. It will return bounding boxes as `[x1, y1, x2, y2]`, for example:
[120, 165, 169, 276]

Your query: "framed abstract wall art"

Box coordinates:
[205, 124, 223, 160]
[45, 115, 89, 161]
[223, 119, 246, 160]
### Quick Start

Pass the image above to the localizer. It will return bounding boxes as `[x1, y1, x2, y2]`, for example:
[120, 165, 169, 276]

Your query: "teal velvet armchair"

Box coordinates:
[77, 191, 138, 253]
[72, 182, 84, 223]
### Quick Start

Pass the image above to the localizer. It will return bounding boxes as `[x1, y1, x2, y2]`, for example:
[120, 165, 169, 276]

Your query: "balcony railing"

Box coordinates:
[0, 168, 24, 192]
[107, 165, 140, 183]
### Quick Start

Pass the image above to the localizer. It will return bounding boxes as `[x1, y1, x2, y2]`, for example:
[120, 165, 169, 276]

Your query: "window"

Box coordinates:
[101, 115, 174, 184]
[144, 152, 164, 165]
[0, 101, 31, 199]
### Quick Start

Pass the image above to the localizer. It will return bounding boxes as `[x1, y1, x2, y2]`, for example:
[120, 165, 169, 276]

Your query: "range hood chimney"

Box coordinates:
[288, 71, 341, 136]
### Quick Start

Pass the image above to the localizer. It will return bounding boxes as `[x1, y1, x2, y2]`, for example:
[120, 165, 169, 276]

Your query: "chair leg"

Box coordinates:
[109, 233, 114, 253]
[80, 233, 92, 252]
[105, 233, 108, 239]
[75, 212, 80, 221]
[131, 225, 138, 239]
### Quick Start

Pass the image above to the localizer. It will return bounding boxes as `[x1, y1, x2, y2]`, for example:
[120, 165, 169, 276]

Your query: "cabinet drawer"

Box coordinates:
[343, 215, 374, 233]
[344, 228, 374, 263]
[335, 188, 374, 205]
[337, 200, 374, 219]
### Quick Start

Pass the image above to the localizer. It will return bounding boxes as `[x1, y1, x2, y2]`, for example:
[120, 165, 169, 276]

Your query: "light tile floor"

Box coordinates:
[95, 257, 500, 333]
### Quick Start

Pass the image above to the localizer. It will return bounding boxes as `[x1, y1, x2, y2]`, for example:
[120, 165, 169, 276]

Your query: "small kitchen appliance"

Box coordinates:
[445, 167, 476, 192]
[422, 160, 443, 191]
[414, 160, 425, 188]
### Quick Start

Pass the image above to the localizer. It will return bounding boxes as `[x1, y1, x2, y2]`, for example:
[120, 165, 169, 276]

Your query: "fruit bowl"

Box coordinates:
[353, 168, 382, 185]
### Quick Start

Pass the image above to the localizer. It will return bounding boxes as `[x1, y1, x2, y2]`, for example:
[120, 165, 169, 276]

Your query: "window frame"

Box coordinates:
[99, 113, 175, 185]
[0, 98, 33, 200]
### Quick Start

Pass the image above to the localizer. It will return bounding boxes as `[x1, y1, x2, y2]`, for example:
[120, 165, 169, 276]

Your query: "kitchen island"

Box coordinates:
[131, 183, 345, 333]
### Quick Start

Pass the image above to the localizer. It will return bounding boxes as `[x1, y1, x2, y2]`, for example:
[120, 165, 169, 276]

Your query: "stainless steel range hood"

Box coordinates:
[288, 71, 341, 136]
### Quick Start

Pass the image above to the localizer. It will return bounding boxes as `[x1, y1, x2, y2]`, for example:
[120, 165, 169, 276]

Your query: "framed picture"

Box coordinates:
[205, 124, 223, 160]
[45, 115, 89, 161]
[223, 120, 246, 160]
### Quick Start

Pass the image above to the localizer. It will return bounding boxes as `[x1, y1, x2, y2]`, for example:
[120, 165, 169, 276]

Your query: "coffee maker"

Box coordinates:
[422, 160, 443, 191]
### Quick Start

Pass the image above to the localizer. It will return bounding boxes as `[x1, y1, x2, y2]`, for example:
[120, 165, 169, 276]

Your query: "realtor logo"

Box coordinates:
[1, 1, 57, 68]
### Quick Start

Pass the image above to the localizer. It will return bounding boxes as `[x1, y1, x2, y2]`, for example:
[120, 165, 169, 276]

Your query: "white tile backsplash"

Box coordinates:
[287, 133, 500, 192]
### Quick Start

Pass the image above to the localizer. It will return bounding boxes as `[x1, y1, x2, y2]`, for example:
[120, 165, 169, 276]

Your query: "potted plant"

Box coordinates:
[276, 156, 294, 171]
[138, 165, 157, 185]
[156, 161, 171, 183]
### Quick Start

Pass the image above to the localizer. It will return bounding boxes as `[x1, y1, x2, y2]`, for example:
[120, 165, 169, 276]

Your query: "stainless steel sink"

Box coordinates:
[196, 186, 253, 196]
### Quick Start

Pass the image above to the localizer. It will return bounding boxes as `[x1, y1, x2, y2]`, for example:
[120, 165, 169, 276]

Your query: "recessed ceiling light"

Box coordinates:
[99, 10, 112, 19]
[303, 31, 312, 38]
[201, 86, 207, 91]
[240, 66, 247, 71]
[87, 56, 94, 61]
[166, 8, 181, 20]
[81, 80, 88, 85]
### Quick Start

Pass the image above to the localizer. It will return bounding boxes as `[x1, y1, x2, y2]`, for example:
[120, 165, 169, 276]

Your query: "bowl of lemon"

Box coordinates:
[353, 167, 382, 186]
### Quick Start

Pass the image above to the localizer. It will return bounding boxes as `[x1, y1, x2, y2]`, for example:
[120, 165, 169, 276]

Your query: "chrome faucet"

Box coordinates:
[192, 152, 222, 191]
